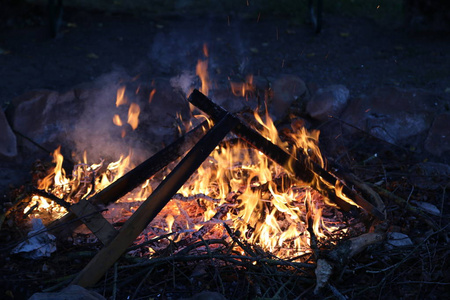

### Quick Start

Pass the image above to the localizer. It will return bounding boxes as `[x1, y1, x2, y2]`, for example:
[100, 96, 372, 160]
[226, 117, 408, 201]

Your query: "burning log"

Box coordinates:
[188, 89, 385, 220]
[71, 113, 238, 287]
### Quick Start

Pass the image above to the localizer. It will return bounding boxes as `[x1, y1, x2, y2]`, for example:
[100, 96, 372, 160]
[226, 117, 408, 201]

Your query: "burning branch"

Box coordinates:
[48, 120, 212, 239]
[188, 89, 385, 220]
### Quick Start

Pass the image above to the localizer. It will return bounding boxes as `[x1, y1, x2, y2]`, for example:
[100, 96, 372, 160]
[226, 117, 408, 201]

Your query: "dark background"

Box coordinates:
[1, 0, 449, 107]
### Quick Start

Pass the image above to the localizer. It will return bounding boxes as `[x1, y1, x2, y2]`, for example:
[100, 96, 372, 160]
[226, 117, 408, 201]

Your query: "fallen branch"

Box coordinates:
[314, 232, 385, 294]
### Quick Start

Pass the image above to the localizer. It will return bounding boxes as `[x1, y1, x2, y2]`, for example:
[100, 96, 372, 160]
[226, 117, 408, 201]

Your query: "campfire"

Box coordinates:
[2, 49, 446, 300]
[21, 88, 378, 260]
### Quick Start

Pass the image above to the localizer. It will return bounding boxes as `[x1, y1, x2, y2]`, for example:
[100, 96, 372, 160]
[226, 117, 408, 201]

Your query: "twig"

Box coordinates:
[369, 183, 440, 230]
[305, 197, 319, 260]
[176, 239, 228, 256]
[355, 224, 450, 296]
[41, 274, 76, 292]
[328, 283, 347, 300]
[0, 208, 107, 252]
[381, 225, 449, 280]
[119, 253, 316, 271]
[126, 232, 176, 252]
[131, 267, 155, 300]
[112, 262, 118, 300]
[440, 183, 448, 227]
[223, 222, 257, 257]
[393, 281, 450, 285]
[327, 116, 409, 152]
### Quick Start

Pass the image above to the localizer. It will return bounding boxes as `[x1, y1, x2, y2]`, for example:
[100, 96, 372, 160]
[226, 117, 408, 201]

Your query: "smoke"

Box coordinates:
[70, 70, 145, 164]
[170, 71, 195, 97]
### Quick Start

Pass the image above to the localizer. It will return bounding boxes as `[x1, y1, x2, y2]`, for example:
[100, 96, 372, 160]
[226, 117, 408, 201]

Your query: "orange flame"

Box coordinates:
[113, 114, 123, 127]
[38, 146, 69, 193]
[196, 59, 209, 96]
[230, 75, 254, 98]
[116, 86, 128, 107]
[196, 44, 210, 96]
[149, 89, 156, 103]
[127, 103, 140, 130]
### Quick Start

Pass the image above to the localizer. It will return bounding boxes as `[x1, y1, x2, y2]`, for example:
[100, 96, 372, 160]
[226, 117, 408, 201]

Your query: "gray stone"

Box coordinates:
[306, 84, 349, 122]
[29, 285, 105, 300]
[6, 75, 190, 164]
[271, 75, 308, 119]
[386, 232, 413, 248]
[8, 89, 79, 154]
[425, 113, 450, 157]
[410, 200, 441, 216]
[0, 108, 17, 157]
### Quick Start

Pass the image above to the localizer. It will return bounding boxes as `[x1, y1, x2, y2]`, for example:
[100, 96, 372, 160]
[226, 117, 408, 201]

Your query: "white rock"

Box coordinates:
[386, 232, 413, 248]
[411, 200, 441, 216]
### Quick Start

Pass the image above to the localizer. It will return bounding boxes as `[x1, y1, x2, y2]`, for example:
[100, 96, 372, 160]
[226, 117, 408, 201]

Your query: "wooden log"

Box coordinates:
[314, 232, 385, 293]
[32, 188, 117, 245]
[188, 89, 385, 220]
[47, 121, 212, 236]
[71, 113, 238, 287]
[69, 199, 117, 245]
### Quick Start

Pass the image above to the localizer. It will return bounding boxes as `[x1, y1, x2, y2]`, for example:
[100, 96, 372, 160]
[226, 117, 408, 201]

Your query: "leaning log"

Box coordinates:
[47, 121, 212, 237]
[188, 89, 385, 220]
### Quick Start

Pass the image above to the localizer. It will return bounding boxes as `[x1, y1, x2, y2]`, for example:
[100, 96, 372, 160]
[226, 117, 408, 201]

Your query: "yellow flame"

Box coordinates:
[116, 86, 128, 107]
[196, 59, 209, 96]
[230, 75, 254, 98]
[335, 180, 360, 208]
[166, 214, 175, 232]
[38, 146, 69, 193]
[127, 103, 140, 130]
[203, 43, 209, 57]
[113, 114, 123, 127]
[196, 44, 210, 96]
[149, 89, 156, 103]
